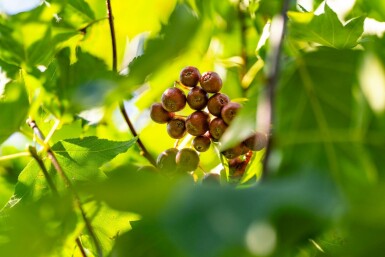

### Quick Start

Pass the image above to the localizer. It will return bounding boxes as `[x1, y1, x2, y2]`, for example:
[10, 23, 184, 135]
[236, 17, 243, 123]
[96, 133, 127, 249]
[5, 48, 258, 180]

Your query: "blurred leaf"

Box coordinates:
[122, 4, 200, 87]
[43, 48, 119, 113]
[0, 194, 78, 257]
[355, 0, 385, 21]
[288, 4, 364, 49]
[0, 81, 29, 144]
[0, 23, 24, 66]
[109, 170, 340, 257]
[275, 48, 378, 184]
[81, 201, 138, 256]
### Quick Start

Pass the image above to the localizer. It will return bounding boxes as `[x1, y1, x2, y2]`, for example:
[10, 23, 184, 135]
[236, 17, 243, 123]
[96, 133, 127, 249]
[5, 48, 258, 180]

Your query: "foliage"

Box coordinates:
[1, 0, 385, 256]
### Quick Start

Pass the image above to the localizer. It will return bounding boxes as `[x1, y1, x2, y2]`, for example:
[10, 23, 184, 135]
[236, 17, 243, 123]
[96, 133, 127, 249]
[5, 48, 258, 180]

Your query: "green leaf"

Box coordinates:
[51, 136, 137, 181]
[0, 23, 24, 66]
[43, 48, 119, 113]
[288, 4, 365, 49]
[275, 48, 379, 184]
[109, 170, 340, 257]
[122, 4, 200, 87]
[81, 202, 139, 256]
[0, 81, 29, 144]
[0, 194, 78, 257]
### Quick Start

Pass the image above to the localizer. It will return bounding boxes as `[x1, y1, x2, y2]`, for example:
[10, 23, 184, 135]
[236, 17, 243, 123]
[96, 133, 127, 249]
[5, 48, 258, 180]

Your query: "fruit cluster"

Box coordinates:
[150, 66, 267, 179]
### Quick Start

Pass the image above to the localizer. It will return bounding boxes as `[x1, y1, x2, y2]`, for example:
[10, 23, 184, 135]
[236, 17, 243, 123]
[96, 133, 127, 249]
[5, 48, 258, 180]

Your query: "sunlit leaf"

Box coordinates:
[288, 4, 365, 49]
[0, 81, 29, 144]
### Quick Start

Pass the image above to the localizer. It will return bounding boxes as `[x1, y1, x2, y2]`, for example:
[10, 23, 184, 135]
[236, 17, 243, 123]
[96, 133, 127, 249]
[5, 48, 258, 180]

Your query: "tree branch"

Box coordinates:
[28, 145, 88, 257]
[261, 0, 290, 180]
[27, 119, 103, 257]
[106, 0, 157, 167]
[106, 0, 117, 72]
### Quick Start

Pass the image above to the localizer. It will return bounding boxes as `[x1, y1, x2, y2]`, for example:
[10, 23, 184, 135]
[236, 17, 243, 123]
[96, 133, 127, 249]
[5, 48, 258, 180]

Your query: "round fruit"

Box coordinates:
[185, 111, 210, 136]
[243, 132, 267, 151]
[207, 93, 229, 116]
[187, 87, 208, 110]
[161, 87, 186, 112]
[192, 135, 211, 152]
[180, 66, 201, 87]
[167, 118, 186, 139]
[150, 103, 174, 123]
[200, 71, 222, 93]
[221, 102, 241, 125]
[176, 148, 200, 172]
[202, 173, 220, 185]
[221, 144, 244, 159]
[156, 148, 178, 172]
[209, 118, 228, 140]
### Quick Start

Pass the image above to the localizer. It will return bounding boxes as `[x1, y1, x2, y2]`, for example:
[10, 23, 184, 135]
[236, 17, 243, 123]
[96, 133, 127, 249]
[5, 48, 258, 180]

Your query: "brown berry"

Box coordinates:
[207, 93, 230, 116]
[176, 148, 200, 172]
[185, 111, 210, 136]
[221, 102, 241, 125]
[180, 66, 201, 87]
[209, 118, 228, 140]
[161, 87, 186, 112]
[187, 87, 209, 110]
[243, 132, 267, 151]
[200, 71, 222, 93]
[202, 173, 220, 186]
[167, 118, 186, 139]
[192, 135, 211, 152]
[222, 144, 244, 159]
[156, 148, 178, 174]
[150, 103, 174, 123]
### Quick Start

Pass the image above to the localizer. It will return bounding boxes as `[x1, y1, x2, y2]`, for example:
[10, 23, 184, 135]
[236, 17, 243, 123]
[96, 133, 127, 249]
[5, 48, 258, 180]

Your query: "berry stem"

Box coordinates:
[261, 0, 290, 180]
[106, 0, 157, 167]
[27, 119, 102, 257]
[119, 103, 157, 166]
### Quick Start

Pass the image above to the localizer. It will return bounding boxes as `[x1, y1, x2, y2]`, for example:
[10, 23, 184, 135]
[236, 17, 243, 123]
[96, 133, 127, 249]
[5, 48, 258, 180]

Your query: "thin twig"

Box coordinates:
[27, 119, 103, 257]
[106, 0, 157, 166]
[238, 0, 248, 93]
[106, 0, 117, 72]
[0, 152, 30, 162]
[28, 145, 88, 257]
[119, 103, 157, 166]
[261, 0, 291, 180]
[28, 146, 58, 196]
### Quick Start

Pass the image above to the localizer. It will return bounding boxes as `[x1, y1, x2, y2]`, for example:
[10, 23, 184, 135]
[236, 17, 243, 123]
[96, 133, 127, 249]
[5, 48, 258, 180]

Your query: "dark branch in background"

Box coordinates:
[238, 0, 248, 92]
[261, 0, 291, 180]
[27, 119, 103, 257]
[106, 0, 157, 167]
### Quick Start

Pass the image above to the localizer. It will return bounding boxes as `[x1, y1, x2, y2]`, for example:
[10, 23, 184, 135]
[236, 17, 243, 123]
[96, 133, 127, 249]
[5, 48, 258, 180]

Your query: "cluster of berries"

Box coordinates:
[150, 66, 267, 179]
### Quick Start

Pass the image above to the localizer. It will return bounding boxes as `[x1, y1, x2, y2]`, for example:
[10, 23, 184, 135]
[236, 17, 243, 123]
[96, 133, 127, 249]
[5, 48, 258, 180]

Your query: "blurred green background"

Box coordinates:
[1, 0, 385, 256]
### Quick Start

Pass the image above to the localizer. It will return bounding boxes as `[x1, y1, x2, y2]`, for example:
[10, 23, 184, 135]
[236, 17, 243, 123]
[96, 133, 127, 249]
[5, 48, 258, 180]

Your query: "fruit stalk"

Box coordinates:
[261, 0, 290, 180]
[106, 0, 156, 166]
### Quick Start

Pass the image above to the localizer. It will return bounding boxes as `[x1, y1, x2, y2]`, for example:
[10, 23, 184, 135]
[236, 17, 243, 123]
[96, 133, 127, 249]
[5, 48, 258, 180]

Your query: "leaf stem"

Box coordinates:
[28, 146, 58, 196]
[27, 119, 103, 257]
[0, 152, 30, 162]
[261, 0, 290, 180]
[106, 0, 157, 167]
